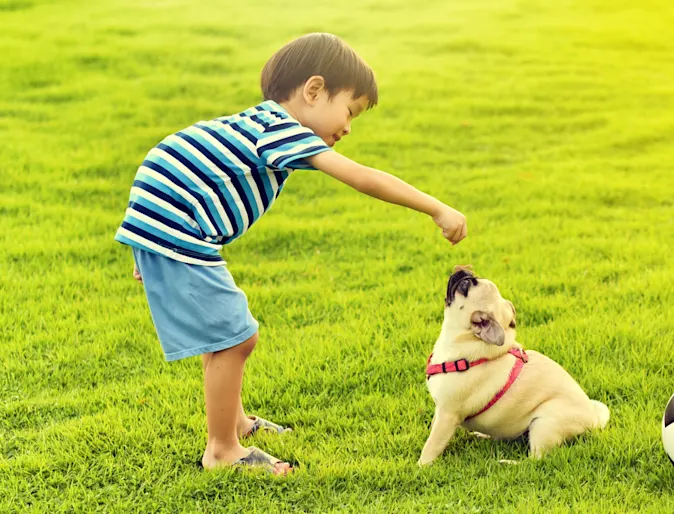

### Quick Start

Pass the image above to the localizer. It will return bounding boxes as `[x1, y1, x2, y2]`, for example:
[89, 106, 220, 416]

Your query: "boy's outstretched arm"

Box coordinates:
[308, 151, 467, 245]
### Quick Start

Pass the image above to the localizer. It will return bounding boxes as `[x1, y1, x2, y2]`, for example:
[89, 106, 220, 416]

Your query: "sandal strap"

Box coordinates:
[246, 416, 292, 437]
[233, 446, 282, 472]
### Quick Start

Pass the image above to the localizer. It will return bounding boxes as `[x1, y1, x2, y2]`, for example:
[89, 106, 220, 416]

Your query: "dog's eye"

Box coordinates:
[509, 319, 516, 328]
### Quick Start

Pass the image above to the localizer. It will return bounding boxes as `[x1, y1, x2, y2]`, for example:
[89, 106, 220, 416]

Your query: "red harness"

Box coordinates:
[426, 347, 529, 420]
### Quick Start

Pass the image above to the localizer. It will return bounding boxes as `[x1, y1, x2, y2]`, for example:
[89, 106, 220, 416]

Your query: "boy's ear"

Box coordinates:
[303, 75, 326, 105]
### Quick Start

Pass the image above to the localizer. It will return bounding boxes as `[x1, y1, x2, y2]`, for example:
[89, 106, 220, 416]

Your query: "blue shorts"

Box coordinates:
[132, 247, 259, 361]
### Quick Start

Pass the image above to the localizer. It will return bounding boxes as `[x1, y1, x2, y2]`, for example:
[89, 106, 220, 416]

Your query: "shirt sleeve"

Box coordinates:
[256, 118, 332, 171]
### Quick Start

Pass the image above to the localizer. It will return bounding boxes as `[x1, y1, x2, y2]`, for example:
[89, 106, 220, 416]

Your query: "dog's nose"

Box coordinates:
[446, 270, 478, 305]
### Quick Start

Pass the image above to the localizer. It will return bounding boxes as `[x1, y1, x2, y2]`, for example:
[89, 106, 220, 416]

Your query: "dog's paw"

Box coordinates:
[417, 456, 435, 467]
[469, 431, 491, 440]
[498, 459, 519, 465]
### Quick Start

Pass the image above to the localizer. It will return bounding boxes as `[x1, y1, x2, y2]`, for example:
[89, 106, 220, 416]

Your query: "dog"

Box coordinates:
[418, 269, 609, 465]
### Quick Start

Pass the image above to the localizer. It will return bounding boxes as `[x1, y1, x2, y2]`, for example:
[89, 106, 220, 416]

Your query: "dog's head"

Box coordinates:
[445, 269, 516, 346]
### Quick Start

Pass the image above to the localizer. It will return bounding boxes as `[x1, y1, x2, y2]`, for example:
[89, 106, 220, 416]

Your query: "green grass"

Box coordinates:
[1, 0, 674, 511]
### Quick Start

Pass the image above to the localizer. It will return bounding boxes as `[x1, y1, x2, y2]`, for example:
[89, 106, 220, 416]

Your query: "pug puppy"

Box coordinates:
[419, 269, 609, 465]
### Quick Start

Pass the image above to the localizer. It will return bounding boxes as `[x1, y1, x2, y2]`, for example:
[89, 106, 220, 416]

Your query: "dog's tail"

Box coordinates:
[591, 400, 610, 429]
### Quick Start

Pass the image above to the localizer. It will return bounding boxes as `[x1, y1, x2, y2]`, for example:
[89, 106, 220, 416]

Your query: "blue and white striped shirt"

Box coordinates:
[115, 100, 331, 266]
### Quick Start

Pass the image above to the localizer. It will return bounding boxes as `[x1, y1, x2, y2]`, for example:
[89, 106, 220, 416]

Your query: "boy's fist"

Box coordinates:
[433, 206, 467, 245]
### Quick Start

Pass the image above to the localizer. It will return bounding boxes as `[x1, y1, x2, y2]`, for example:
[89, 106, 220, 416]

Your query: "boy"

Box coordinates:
[115, 33, 467, 475]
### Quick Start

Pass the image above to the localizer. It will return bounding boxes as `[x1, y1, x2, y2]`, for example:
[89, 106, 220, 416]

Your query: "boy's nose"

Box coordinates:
[343, 122, 351, 135]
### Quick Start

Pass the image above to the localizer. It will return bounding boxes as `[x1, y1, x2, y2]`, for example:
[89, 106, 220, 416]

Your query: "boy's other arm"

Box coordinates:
[307, 151, 467, 244]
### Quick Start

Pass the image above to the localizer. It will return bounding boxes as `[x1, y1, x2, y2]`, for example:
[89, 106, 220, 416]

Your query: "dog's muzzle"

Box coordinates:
[446, 270, 478, 306]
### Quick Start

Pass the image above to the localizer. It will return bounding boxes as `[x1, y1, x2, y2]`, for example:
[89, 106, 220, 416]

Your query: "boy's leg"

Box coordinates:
[201, 332, 290, 474]
[201, 354, 256, 438]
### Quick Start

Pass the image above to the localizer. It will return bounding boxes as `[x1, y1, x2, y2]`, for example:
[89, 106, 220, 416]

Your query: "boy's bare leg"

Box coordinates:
[201, 333, 290, 474]
[201, 353, 255, 437]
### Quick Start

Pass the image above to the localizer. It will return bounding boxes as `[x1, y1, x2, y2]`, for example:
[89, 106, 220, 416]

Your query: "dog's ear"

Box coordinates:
[470, 311, 505, 346]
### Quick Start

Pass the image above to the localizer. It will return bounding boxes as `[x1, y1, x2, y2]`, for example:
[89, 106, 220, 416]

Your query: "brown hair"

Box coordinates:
[261, 33, 378, 108]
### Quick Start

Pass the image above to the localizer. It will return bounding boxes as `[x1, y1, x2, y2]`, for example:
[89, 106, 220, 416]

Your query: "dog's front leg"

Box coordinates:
[418, 407, 460, 466]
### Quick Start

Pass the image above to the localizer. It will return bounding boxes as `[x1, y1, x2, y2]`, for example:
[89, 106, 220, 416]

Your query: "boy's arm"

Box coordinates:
[307, 151, 467, 244]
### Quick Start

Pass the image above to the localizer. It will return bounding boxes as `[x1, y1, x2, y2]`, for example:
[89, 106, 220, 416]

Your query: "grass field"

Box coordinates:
[2, 0, 674, 511]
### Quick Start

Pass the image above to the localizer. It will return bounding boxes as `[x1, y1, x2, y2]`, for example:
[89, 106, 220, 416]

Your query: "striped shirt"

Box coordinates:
[114, 100, 331, 266]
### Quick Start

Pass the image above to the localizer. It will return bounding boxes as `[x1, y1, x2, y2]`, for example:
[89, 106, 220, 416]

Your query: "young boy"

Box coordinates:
[115, 33, 467, 475]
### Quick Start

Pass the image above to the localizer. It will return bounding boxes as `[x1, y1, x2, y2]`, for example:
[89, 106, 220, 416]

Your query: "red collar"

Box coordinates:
[426, 347, 529, 420]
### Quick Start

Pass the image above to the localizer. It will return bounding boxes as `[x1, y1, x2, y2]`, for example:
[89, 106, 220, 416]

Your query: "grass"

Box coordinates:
[1, 0, 673, 511]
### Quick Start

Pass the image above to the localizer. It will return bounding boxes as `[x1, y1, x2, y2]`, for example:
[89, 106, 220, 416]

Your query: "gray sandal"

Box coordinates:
[242, 416, 292, 438]
[233, 446, 292, 474]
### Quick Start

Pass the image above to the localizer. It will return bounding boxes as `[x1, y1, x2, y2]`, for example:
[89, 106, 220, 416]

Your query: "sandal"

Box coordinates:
[234, 446, 292, 474]
[242, 416, 292, 438]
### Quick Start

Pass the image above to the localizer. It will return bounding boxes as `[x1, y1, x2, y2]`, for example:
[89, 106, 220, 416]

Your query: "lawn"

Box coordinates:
[1, 0, 673, 512]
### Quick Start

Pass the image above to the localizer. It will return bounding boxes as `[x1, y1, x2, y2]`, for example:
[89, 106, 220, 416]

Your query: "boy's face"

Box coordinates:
[302, 89, 370, 147]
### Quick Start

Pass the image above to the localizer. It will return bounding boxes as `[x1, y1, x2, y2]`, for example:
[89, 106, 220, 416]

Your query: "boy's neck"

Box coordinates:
[278, 99, 302, 124]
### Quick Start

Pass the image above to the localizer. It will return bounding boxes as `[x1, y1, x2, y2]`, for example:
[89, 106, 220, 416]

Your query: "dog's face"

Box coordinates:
[444, 270, 516, 346]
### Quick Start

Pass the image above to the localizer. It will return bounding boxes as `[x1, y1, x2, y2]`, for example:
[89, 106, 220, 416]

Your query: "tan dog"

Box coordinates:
[419, 269, 609, 465]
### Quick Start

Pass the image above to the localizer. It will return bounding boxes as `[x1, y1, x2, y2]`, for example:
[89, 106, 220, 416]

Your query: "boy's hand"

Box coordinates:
[133, 264, 143, 283]
[433, 206, 467, 245]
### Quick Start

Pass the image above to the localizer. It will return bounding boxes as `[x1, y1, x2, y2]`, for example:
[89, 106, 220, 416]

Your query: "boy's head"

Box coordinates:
[261, 33, 378, 147]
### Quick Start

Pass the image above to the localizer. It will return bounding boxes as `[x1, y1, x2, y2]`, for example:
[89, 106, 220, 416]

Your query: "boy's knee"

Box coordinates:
[239, 332, 258, 357]
[210, 332, 258, 360]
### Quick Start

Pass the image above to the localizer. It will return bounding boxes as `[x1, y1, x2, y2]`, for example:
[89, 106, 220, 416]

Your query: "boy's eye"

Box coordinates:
[348, 108, 353, 117]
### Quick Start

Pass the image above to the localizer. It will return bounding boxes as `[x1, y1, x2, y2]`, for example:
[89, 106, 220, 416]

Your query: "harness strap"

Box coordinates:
[425, 347, 529, 420]
[465, 356, 525, 420]
[426, 347, 527, 377]
[426, 356, 488, 376]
